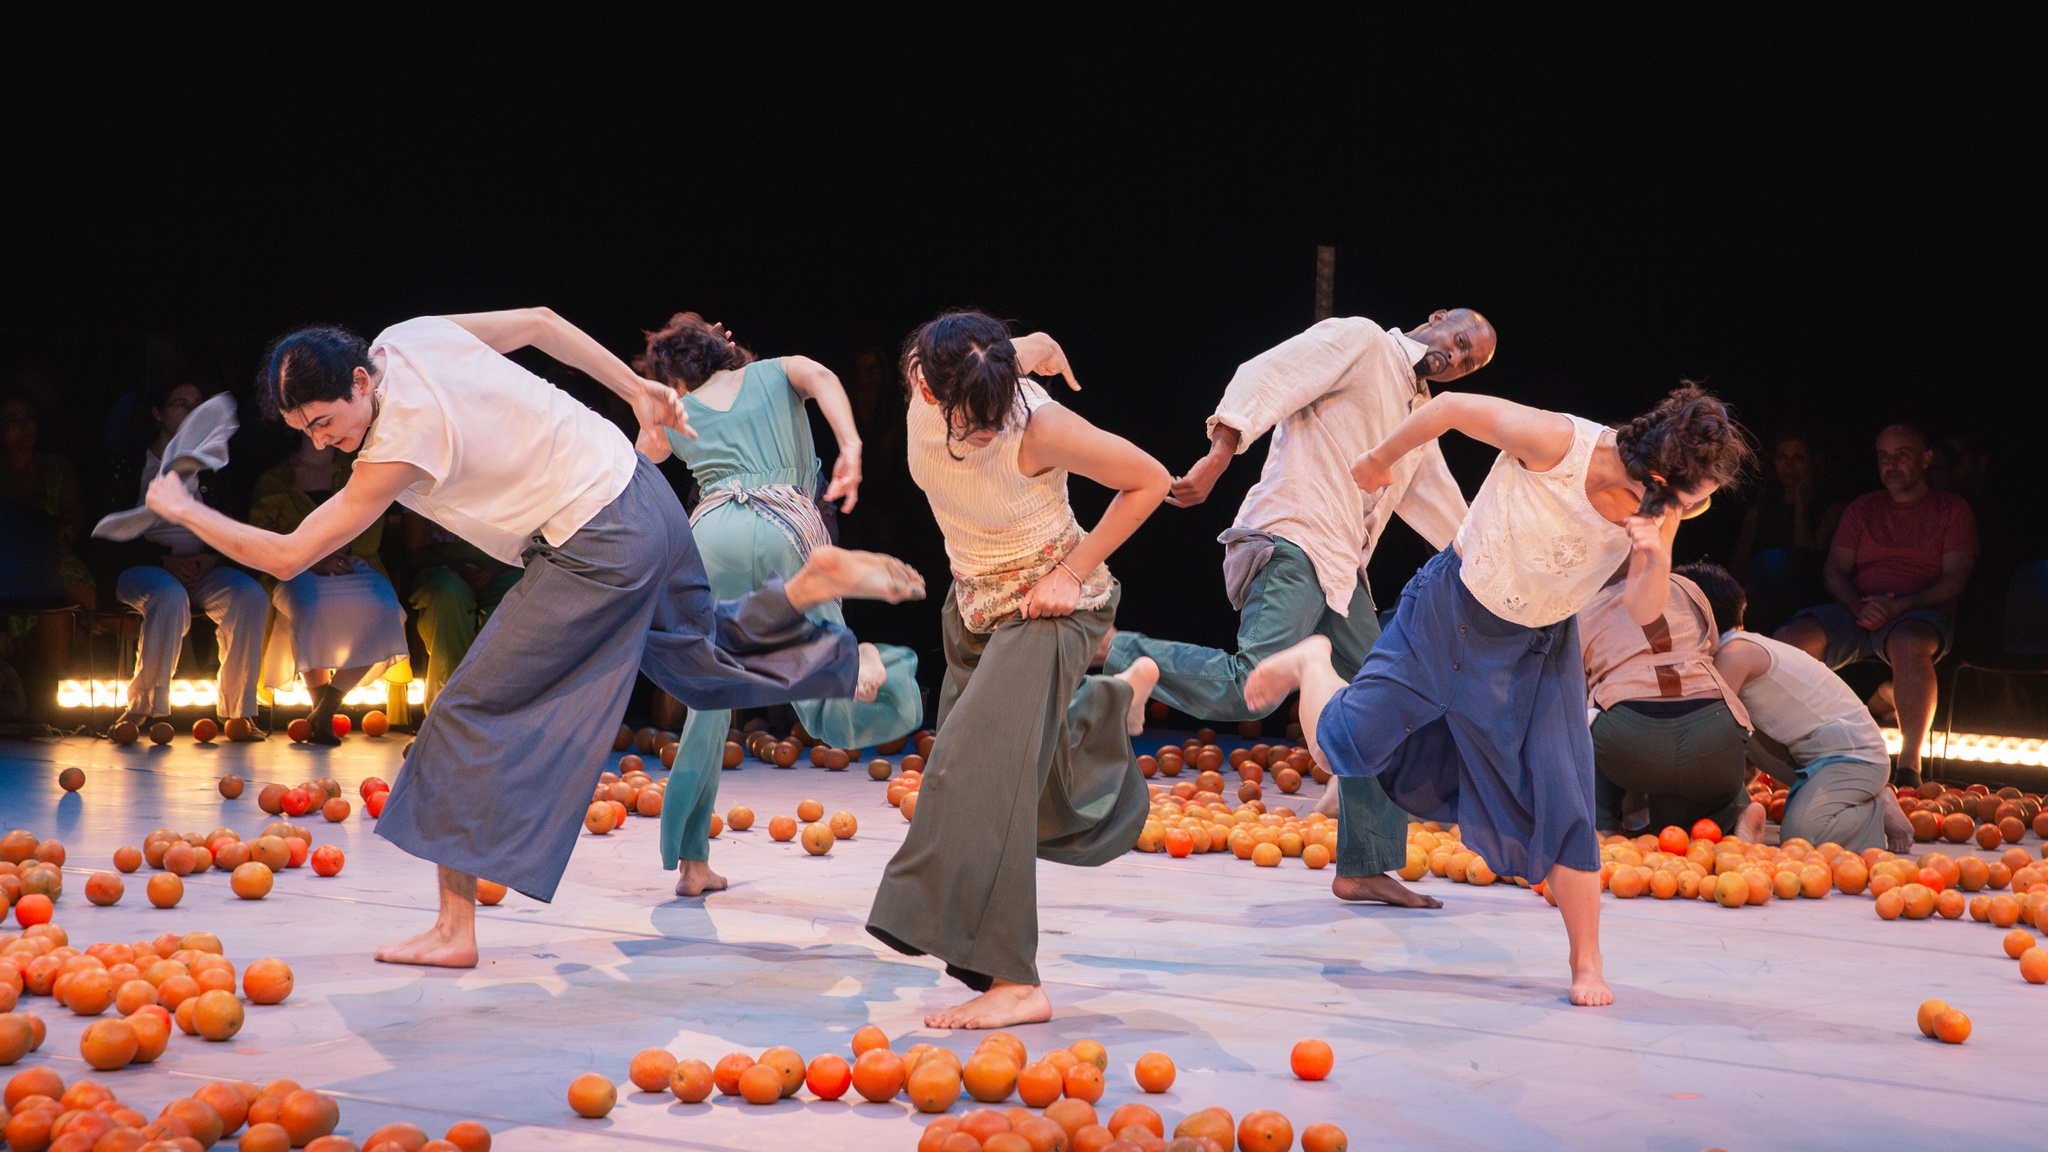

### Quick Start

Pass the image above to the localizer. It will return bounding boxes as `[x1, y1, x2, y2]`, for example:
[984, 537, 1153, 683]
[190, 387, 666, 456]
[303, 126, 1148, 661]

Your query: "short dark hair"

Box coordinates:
[1615, 382, 1757, 514]
[1878, 421, 1930, 449]
[634, 312, 755, 390]
[257, 326, 372, 422]
[901, 310, 1020, 444]
[1675, 561, 1745, 634]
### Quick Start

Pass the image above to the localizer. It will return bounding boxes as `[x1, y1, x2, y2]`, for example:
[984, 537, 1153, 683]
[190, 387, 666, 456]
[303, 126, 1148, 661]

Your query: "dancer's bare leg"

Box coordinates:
[784, 545, 926, 611]
[926, 979, 1054, 1030]
[375, 865, 480, 968]
[1547, 863, 1611, 1006]
[1734, 800, 1767, 843]
[855, 643, 886, 703]
[1115, 656, 1158, 736]
[674, 858, 728, 897]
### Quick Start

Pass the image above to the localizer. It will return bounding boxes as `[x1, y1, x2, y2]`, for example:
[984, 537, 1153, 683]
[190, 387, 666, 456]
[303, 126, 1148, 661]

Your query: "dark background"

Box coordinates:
[4, 17, 2034, 723]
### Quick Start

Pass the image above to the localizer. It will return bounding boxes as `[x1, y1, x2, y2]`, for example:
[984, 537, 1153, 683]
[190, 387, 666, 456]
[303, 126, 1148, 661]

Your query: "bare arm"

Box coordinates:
[1620, 508, 1680, 625]
[1713, 634, 1772, 695]
[783, 355, 864, 512]
[1822, 545, 1863, 613]
[1888, 551, 1975, 613]
[1167, 423, 1241, 507]
[1009, 332, 1080, 392]
[440, 307, 693, 460]
[1351, 393, 1575, 494]
[1014, 403, 1171, 618]
[146, 462, 424, 581]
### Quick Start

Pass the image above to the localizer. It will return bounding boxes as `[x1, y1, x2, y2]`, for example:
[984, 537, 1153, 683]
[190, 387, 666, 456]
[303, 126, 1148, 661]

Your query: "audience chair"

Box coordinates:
[1938, 559, 2048, 773]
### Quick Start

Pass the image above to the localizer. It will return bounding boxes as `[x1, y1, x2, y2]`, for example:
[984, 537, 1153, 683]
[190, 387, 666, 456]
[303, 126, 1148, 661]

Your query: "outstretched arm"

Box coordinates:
[1014, 404, 1171, 618]
[783, 355, 864, 512]
[440, 307, 694, 460]
[146, 461, 424, 581]
[1352, 393, 1574, 494]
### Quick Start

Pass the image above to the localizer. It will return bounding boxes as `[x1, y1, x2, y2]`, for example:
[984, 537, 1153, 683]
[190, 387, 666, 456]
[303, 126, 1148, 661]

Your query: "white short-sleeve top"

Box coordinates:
[355, 317, 637, 566]
[1454, 414, 1631, 628]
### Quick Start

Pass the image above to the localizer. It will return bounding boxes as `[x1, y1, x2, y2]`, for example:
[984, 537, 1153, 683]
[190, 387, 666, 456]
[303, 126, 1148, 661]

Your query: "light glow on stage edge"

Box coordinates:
[55, 678, 426, 710]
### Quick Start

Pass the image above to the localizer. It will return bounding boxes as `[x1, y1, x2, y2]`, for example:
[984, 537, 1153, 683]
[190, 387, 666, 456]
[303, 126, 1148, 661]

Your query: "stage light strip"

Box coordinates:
[54, 678, 426, 709]
[1883, 727, 2045, 768]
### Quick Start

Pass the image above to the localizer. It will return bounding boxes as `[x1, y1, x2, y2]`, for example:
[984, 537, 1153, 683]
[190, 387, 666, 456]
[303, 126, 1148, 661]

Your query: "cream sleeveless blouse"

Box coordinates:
[1454, 414, 1631, 627]
[908, 379, 1113, 632]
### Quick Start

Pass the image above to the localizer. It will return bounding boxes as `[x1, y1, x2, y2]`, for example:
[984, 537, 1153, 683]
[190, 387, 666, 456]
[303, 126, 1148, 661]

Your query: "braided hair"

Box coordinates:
[1614, 382, 1755, 514]
[635, 312, 755, 391]
[900, 310, 1022, 448]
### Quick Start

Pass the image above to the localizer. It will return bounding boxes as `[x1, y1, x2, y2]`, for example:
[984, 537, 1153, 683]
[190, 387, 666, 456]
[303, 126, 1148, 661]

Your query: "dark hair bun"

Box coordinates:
[635, 312, 755, 390]
[258, 326, 372, 422]
[1615, 382, 1756, 508]
[901, 310, 1019, 442]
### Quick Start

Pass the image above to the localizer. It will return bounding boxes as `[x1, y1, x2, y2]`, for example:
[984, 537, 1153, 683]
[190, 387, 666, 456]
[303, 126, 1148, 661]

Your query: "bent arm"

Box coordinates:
[1822, 545, 1862, 611]
[441, 306, 691, 459]
[1019, 404, 1170, 578]
[1620, 510, 1681, 625]
[1713, 635, 1772, 695]
[1894, 551, 1975, 611]
[784, 355, 862, 459]
[151, 461, 423, 581]
[1356, 393, 1575, 487]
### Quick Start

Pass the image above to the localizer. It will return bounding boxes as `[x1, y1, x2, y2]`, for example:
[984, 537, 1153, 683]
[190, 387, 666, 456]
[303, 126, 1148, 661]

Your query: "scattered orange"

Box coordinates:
[1933, 1008, 1971, 1043]
[78, 1017, 138, 1070]
[277, 1089, 341, 1144]
[737, 1061, 785, 1105]
[851, 1024, 890, 1056]
[477, 880, 508, 906]
[852, 1047, 906, 1102]
[1106, 1102, 1164, 1137]
[567, 1073, 616, 1117]
[797, 798, 825, 822]
[1043, 1098, 1100, 1138]
[962, 1050, 1019, 1103]
[1291, 1037, 1334, 1080]
[907, 1057, 962, 1113]
[801, 822, 835, 855]
[713, 1052, 756, 1096]
[806, 1053, 852, 1100]
[758, 1045, 806, 1097]
[628, 1048, 677, 1092]
[769, 815, 799, 841]
[193, 988, 245, 1040]
[2020, 947, 2048, 984]
[669, 1058, 714, 1103]
[1174, 1106, 1235, 1145]
[727, 806, 755, 832]
[1061, 1060, 1104, 1103]
[1130, 1050, 1176, 1093]
[1016, 1060, 1063, 1108]
[232, 861, 275, 899]
[1239, 1109, 1295, 1152]
[1301, 1121, 1351, 1152]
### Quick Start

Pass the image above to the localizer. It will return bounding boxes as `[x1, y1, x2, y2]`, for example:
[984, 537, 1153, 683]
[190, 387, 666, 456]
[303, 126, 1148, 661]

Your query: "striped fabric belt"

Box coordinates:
[690, 483, 831, 563]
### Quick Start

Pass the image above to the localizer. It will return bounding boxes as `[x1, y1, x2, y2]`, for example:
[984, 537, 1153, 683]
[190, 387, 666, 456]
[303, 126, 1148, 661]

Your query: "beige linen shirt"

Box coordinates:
[1209, 317, 1468, 615]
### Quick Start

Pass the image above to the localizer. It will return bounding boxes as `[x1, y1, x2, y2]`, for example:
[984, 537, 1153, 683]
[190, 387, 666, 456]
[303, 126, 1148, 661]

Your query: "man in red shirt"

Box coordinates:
[1776, 423, 1977, 786]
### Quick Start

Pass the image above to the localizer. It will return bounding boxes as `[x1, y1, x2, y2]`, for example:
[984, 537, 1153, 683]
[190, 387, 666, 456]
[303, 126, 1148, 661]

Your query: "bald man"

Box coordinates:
[1102, 309, 1494, 906]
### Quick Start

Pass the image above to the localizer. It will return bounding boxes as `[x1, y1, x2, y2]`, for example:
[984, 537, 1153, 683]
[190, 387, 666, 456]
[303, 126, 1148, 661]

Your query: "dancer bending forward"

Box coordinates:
[636, 313, 921, 896]
[148, 309, 923, 967]
[1249, 384, 1751, 1006]
[867, 311, 1168, 1029]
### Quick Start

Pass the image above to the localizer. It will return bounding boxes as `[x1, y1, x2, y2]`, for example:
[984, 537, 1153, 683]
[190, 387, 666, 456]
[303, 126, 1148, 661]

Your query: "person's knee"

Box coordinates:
[1773, 618, 1826, 658]
[1885, 623, 1941, 669]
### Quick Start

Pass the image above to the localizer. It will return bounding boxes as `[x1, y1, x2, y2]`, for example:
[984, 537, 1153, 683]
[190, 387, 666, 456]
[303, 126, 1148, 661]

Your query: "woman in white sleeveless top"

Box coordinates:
[1249, 385, 1752, 1007]
[146, 308, 925, 968]
[867, 310, 1170, 1031]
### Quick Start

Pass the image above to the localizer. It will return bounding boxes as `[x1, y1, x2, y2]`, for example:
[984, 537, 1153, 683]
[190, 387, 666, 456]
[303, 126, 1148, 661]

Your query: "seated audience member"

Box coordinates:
[250, 434, 409, 743]
[1732, 428, 1845, 572]
[3, 391, 94, 713]
[1775, 423, 1976, 787]
[401, 509, 519, 710]
[1579, 568, 1756, 841]
[1685, 563, 1910, 853]
[106, 379, 267, 731]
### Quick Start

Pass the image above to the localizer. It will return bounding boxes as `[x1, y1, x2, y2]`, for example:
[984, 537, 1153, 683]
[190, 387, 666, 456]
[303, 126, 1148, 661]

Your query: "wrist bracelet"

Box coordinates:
[1057, 560, 1083, 587]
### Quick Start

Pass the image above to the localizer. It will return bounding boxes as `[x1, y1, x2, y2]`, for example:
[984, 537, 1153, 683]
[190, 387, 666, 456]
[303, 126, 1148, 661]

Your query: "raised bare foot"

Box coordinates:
[1314, 785, 1342, 818]
[1332, 872, 1442, 908]
[854, 643, 887, 703]
[1244, 634, 1331, 713]
[795, 545, 927, 606]
[1734, 800, 1767, 843]
[1568, 953, 1613, 1007]
[925, 980, 1054, 1030]
[1881, 789, 1913, 853]
[374, 925, 478, 968]
[1093, 627, 1117, 667]
[675, 859, 729, 897]
[1115, 656, 1158, 736]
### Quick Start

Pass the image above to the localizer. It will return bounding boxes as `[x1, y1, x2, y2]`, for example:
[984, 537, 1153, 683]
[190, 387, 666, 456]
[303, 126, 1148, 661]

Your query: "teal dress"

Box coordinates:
[657, 359, 921, 867]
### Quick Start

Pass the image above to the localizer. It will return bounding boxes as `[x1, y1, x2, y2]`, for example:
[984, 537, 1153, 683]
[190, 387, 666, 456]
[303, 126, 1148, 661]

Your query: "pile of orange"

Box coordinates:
[1135, 784, 1340, 871]
[1894, 781, 2046, 848]
[70, 819, 343, 912]
[0, 920, 296, 1070]
[1139, 733, 1324, 801]
[586, 763, 667, 835]
[1, 1066, 483, 1151]
[0, 832, 68, 926]
[248, 775, 359, 824]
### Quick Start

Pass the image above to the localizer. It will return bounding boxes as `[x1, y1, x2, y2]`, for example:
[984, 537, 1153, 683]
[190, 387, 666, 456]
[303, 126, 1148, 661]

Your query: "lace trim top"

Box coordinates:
[1454, 414, 1631, 627]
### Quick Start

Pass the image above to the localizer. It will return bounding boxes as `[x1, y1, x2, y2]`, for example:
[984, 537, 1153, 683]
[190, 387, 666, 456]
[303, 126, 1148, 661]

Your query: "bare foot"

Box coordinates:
[1568, 951, 1613, 1007]
[1734, 800, 1766, 843]
[675, 859, 729, 897]
[791, 545, 927, 607]
[1093, 627, 1116, 667]
[925, 980, 1053, 1029]
[1244, 634, 1331, 713]
[1115, 656, 1158, 736]
[1332, 872, 1442, 908]
[1314, 785, 1342, 818]
[1881, 789, 1913, 853]
[855, 643, 886, 703]
[374, 924, 478, 968]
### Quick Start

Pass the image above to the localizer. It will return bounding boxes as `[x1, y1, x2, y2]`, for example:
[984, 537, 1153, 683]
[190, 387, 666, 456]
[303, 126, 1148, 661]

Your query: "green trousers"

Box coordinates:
[409, 566, 521, 709]
[1589, 701, 1750, 835]
[867, 584, 1148, 989]
[1103, 537, 1406, 877]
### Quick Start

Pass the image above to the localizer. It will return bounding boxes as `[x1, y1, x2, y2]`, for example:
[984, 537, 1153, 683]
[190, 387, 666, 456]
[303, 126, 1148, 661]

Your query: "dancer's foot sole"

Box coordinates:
[1244, 635, 1331, 713]
[855, 643, 885, 704]
[798, 546, 927, 605]
[1115, 656, 1158, 736]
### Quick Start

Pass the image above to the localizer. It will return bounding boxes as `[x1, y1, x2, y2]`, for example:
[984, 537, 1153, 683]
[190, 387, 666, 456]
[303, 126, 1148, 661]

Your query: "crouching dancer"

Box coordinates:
[147, 309, 924, 966]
